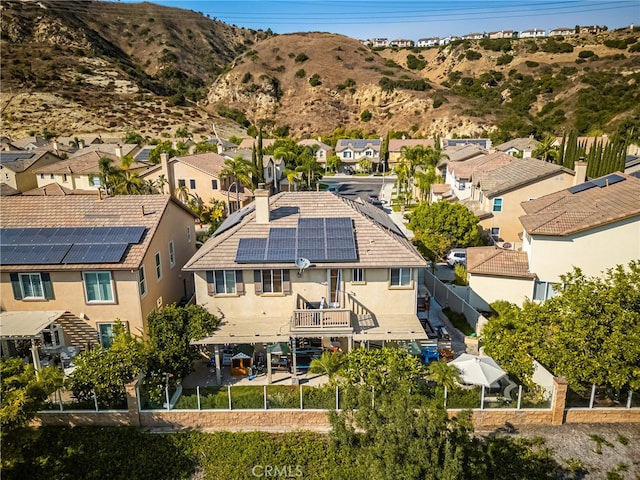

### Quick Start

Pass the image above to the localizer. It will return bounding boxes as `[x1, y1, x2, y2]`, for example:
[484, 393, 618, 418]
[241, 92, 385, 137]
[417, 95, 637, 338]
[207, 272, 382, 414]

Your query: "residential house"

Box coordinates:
[370, 38, 388, 48]
[462, 33, 484, 40]
[237, 138, 277, 150]
[335, 139, 381, 172]
[297, 138, 333, 168]
[428, 183, 453, 203]
[467, 172, 640, 306]
[625, 154, 640, 174]
[69, 143, 140, 159]
[10, 136, 49, 151]
[439, 36, 460, 45]
[445, 138, 492, 150]
[579, 25, 607, 34]
[416, 37, 439, 47]
[141, 152, 253, 214]
[0, 184, 20, 196]
[464, 158, 584, 244]
[23, 183, 98, 196]
[549, 27, 575, 36]
[552, 134, 609, 152]
[444, 151, 514, 201]
[389, 39, 414, 48]
[0, 150, 61, 193]
[519, 29, 547, 38]
[495, 137, 541, 158]
[34, 151, 151, 192]
[183, 190, 428, 382]
[387, 138, 435, 168]
[0, 195, 198, 355]
[488, 30, 515, 39]
[438, 144, 488, 177]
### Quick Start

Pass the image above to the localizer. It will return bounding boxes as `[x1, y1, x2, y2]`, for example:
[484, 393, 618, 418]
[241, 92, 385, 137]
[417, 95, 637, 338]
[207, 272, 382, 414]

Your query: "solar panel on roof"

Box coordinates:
[0, 226, 146, 246]
[591, 174, 625, 188]
[1, 244, 72, 265]
[350, 202, 404, 236]
[0, 153, 35, 162]
[214, 204, 256, 236]
[63, 243, 128, 264]
[568, 182, 596, 194]
[235, 238, 267, 263]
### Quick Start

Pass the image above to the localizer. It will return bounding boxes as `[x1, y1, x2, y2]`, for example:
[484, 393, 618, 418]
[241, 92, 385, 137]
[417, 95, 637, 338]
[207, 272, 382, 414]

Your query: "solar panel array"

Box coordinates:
[0, 226, 146, 265]
[350, 201, 403, 236]
[568, 173, 626, 194]
[213, 203, 256, 237]
[0, 152, 35, 163]
[235, 217, 358, 264]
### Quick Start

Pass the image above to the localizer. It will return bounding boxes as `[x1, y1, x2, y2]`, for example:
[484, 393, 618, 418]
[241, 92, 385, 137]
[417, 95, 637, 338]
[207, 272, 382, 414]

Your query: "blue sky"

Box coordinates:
[127, 0, 639, 39]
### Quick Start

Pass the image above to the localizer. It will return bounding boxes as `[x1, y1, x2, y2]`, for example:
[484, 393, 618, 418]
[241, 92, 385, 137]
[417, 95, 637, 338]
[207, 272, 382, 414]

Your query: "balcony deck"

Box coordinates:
[291, 308, 352, 333]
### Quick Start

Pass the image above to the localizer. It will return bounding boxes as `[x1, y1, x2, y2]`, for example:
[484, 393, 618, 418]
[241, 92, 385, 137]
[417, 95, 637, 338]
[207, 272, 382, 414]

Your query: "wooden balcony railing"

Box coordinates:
[291, 308, 351, 330]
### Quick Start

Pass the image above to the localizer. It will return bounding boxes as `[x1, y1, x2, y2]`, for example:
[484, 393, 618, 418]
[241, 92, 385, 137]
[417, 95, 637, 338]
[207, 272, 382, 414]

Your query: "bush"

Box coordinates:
[294, 52, 309, 63]
[525, 60, 539, 68]
[496, 54, 513, 65]
[309, 73, 321, 86]
[360, 109, 372, 122]
[541, 39, 574, 53]
[465, 50, 482, 60]
[406, 54, 426, 70]
[579, 50, 595, 59]
[241, 72, 252, 83]
[441, 307, 474, 336]
[295, 68, 306, 78]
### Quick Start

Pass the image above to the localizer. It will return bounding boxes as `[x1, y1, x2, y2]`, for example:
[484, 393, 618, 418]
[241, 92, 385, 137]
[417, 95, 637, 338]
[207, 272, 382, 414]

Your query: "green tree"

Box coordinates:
[326, 154, 342, 173]
[295, 151, 324, 189]
[65, 322, 147, 408]
[0, 358, 63, 433]
[428, 360, 459, 390]
[193, 142, 218, 154]
[357, 157, 372, 174]
[409, 201, 484, 250]
[122, 131, 145, 145]
[309, 352, 344, 383]
[220, 155, 255, 194]
[148, 141, 188, 164]
[146, 304, 219, 383]
[533, 136, 559, 162]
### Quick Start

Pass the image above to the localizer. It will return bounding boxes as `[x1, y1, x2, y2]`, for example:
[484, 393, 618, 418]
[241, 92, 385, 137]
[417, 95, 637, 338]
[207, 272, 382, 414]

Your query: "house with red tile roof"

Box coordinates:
[1, 150, 61, 193]
[467, 172, 640, 306]
[0, 195, 198, 353]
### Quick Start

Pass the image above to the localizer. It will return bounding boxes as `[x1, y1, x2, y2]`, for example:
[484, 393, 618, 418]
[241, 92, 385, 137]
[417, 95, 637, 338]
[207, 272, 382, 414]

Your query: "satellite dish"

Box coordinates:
[295, 257, 311, 276]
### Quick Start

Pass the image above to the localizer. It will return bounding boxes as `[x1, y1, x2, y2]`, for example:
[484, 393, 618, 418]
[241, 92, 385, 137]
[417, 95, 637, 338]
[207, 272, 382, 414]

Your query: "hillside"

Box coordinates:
[1, 0, 639, 141]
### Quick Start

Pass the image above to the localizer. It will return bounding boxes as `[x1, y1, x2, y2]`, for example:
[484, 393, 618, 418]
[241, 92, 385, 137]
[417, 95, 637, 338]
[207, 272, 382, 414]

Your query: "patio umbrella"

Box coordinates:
[267, 342, 291, 355]
[449, 353, 507, 388]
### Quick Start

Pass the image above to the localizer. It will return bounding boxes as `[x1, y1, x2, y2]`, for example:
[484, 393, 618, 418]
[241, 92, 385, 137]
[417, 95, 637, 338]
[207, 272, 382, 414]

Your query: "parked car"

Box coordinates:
[446, 248, 466, 267]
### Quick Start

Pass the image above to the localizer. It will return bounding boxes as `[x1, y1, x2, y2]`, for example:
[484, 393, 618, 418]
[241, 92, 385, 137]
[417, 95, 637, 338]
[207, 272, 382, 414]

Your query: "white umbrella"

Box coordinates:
[450, 353, 507, 388]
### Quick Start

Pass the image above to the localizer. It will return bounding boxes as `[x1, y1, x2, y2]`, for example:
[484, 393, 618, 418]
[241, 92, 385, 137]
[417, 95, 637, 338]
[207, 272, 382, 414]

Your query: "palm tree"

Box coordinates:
[533, 136, 559, 163]
[282, 167, 301, 191]
[174, 184, 190, 204]
[295, 152, 324, 189]
[220, 156, 254, 192]
[415, 167, 441, 202]
[155, 174, 169, 194]
[273, 146, 298, 169]
[309, 352, 344, 383]
[98, 157, 123, 195]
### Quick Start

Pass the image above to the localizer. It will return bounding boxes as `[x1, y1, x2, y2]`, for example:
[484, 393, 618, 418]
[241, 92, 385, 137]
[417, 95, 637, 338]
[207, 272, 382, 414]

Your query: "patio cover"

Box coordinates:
[353, 314, 429, 342]
[0, 311, 65, 339]
[191, 316, 290, 345]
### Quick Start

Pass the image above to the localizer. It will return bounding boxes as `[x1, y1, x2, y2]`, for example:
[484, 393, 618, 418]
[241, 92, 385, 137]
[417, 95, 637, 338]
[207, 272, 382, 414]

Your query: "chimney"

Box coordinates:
[53, 138, 59, 152]
[115, 144, 122, 159]
[254, 185, 270, 224]
[573, 159, 587, 186]
[172, 140, 178, 150]
[78, 139, 85, 149]
[161, 153, 174, 195]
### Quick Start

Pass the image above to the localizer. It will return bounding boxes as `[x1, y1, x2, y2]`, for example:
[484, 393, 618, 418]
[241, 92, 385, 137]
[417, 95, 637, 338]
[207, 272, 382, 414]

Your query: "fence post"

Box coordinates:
[197, 386, 201, 411]
[299, 384, 303, 410]
[517, 385, 522, 410]
[165, 386, 170, 411]
[336, 385, 339, 410]
[627, 391, 633, 409]
[480, 385, 485, 410]
[228, 384, 232, 410]
[93, 391, 99, 411]
[371, 386, 375, 409]
[58, 389, 63, 411]
[264, 385, 267, 410]
[551, 377, 568, 425]
[444, 386, 447, 409]
[589, 384, 596, 409]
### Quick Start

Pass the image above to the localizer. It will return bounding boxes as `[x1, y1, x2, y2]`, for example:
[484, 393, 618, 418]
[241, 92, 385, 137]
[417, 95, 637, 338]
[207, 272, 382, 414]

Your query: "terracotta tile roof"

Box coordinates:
[520, 172, 640, 236]
[0, 184, 20, 196]
[0, 150, 51, 173]
[388, 138, 435, 152]
[431, 183, 451, 194]
[34, 152, 148, 175]
[237, 138, 277, 149]
[297, 139, 332, 151]
[495, 137, 540, 153]
[442, 144, 487, 163]
[476, 158, 568, 197]
[0, 195, 192, 272]
[173, 152, 227, 177]
[449, 151, 515, 180]
[69, 143, 139, 158]
[467, 246, 535, 278]
[22, 183, 98, 196]
[184, 191, 427, 271]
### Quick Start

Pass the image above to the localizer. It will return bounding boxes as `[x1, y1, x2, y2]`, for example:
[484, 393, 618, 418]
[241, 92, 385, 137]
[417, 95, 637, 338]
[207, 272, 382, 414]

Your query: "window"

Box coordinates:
[211, 179, 218, 190]
[490, 227, 500, 240]
[138, 267, 147, 297]
[215, 270, 236, 294]
[40, 173, 45, 180]
[168, 241, 175, 268]
[390, 268, 412, 287]
[365, 150, 372, 157]
[492, 198, 503, 212]
[178, 179, 186, 188]
[352, 268, 365, 283]
[50, 174, 55, 180]
[20, 273, 44, 299]
[98, 323, 115, 348]
[189, 179, 196, 189]
[90, 175, 101, 186]
[254, 269, 290, 295]
[455, 179, 466, 191]
[83, 272, 114, 303]
[4, 173, 8, 181]
[154, 252, 162, 280]
[343, 151, 352, 159]
[63, 174, 68, 182]
[479, 192, 484, 203]
[533, 280, 561, 302]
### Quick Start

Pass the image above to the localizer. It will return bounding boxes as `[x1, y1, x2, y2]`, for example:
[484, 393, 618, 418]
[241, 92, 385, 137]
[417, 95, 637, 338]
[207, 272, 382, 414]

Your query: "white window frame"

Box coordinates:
[492, 197, 503, 212]
[352, 268, 365, 284]
[168, 240, 176, 268]
[138, 266, 147, 297]
[19, 273, 44, 299]
[343, 151, 352, 159]
[390, 268, 412, 287]
[82, 271, 114, 303]
[455, 179, 466, 191]
[215, 270, 236, 294]
[154, 252, 162, 280]
[98, 323, 116, 348]
[262, 269, 283, 293]
[533, 280, 561, 302]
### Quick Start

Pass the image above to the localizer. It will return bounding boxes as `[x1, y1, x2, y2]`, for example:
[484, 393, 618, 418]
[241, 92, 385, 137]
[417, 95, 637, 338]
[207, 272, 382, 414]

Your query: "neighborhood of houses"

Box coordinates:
[0, 130, 639, 400]
[365, 24, 613, 48]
